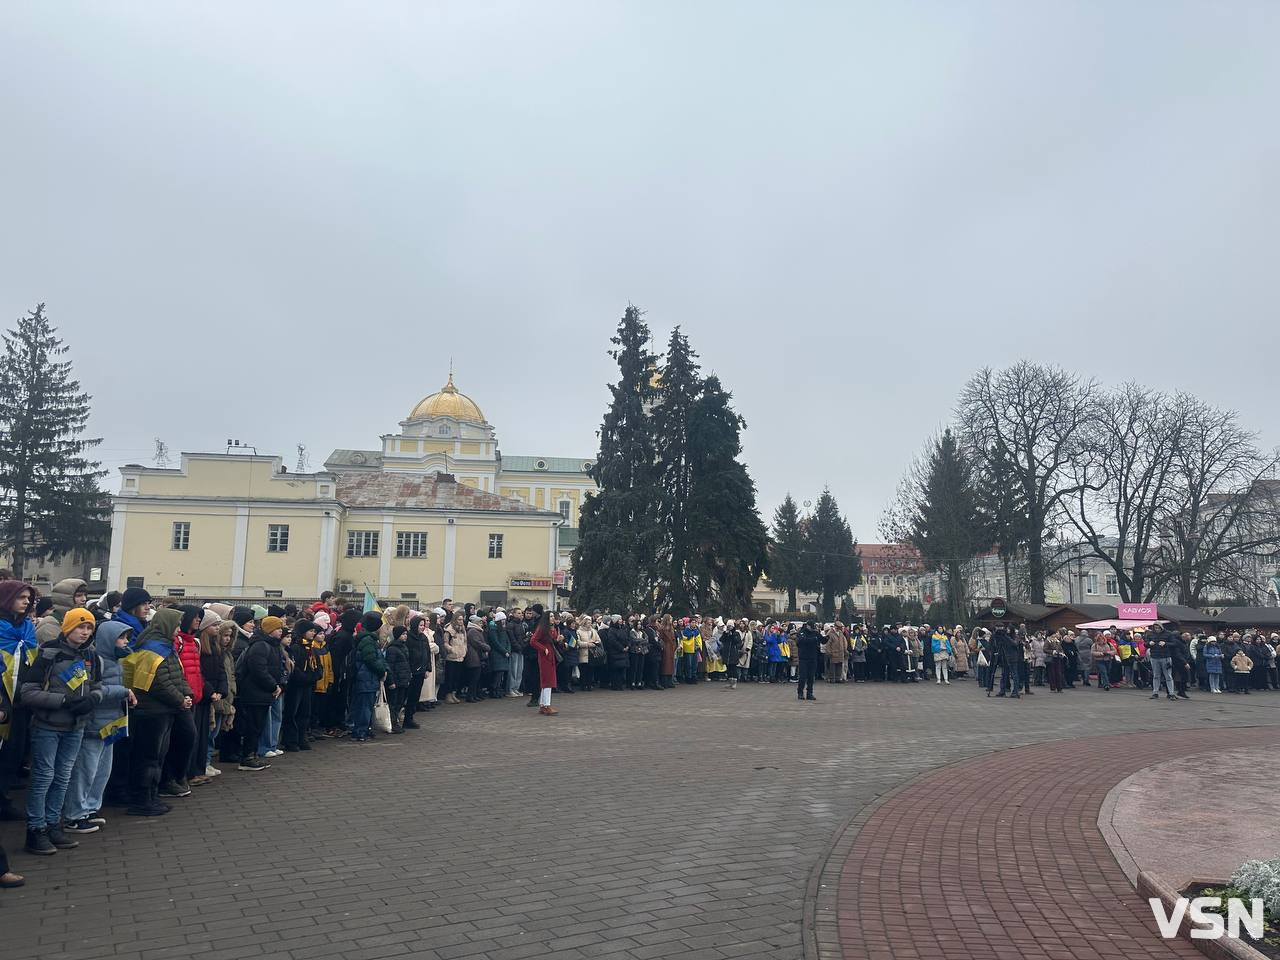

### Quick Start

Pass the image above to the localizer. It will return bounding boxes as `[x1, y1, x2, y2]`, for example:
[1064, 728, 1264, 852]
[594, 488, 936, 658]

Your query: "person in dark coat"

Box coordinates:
[603, 616, 630, 691]
[462, 616, 490, 703]
[403, 615, 432, 728]
[195, 618, 228, 778]
[719, 623, 744, 690]
[323, 609, 359, 735]
[384, 626, 412, 733]
[351, 614, 388, 742]
[486, 612, 512, 699]
[282, 621, 322, 751]
[505, 611, 528, 698]
[231, 616, 285, 771]
[124, 608, 194, 815]
[794, 620, 823, 702]
[643, 617, 663, 690]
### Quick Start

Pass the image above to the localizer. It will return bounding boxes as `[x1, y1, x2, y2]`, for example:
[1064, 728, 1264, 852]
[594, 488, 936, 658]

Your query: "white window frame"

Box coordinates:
[347, 529, 380, 558]
[558, 500, 572, 521]
[396, 531, 428, 559]
[1086, 573, 1099, 595]
[267, 523, 290, 553]
[488, 533, 504, 559]
[172, 521, 190, 551]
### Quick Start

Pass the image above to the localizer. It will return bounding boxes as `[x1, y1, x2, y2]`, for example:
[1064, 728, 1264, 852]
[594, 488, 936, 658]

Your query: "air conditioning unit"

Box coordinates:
[338, 581, 355, 593]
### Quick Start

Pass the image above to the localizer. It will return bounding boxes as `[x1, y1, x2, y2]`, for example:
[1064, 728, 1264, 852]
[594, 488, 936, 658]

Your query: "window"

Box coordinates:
[264, 590, 283, 599]
[347, 529, 380, 557]
[488, 533, 504, 559]
[400, 592, 418, 601]
[1086, 573, 1099, 595]
[868, 576, 877, 587]
[1105, 575, 1119, 596]
[267, 524, 290, 553]
[126, 576, 145, 590]
[558, 501, 571, 521]
[172, 522, 190, 551]
[166, 588, 186, 597]
[397, 531, 428, 558]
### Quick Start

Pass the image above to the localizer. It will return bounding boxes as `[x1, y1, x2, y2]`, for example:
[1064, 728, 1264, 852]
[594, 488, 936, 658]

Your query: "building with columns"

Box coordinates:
[108, 374, 597, 608]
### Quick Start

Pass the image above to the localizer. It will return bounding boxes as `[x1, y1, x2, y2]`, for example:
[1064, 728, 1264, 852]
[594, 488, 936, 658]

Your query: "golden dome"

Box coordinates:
[408, 373, 486, 423]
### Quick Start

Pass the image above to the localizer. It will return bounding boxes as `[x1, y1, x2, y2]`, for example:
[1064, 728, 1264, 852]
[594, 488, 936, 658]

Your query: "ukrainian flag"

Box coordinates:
[59, 660, 89, 692]
[0, 631, 36, 741]
[99, 712, 129, 744]
[123, 639, 171, 692]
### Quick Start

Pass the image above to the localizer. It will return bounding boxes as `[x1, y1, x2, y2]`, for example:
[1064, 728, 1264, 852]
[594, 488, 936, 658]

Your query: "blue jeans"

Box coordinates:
[681, 652, 698, 682]
[258, 697, 282, 754]
[351, 690, 376, 739]
[508, 653, 523, 693]
[28, 726, 85, 830]
[205, 719, 219, 769]
[64, 734, 112, 822]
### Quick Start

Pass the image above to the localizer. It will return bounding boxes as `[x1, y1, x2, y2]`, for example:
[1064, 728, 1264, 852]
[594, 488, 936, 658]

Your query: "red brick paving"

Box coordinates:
[824, 727, 1279, 960]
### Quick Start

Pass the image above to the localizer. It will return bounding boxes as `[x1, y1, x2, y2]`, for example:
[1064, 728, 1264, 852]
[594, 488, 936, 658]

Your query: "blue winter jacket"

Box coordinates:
[90, 621, 134, 736]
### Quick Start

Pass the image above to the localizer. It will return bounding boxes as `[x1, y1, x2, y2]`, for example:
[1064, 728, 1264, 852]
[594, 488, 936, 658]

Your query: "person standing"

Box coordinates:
[486, 611, 511, 700]
[932, 629, 953, 685]
[18, 607, 104, 853]
[122, 607, 193, 815]
[0, 581, 39, 822]
[528, 609, 559, 715]
[505, 609, 527, 698]
[794, 620, 822, 701]
[657, 615, 677, 689]
[1043, 632, 1064, 692]
[719, 621, 743, 690]
[231, 615, 285, 769]
[383, 625, 411, 733]
[403, 615, 433, 728]
[351, 613, 388, 740]
[1145, 624, 1178, 702]
[282, 620, 322, 748]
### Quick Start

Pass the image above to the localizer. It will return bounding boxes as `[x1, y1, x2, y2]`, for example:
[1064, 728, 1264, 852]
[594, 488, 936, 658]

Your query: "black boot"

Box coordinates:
[46, 825, 80, 849]
[25, 828, 56, 856]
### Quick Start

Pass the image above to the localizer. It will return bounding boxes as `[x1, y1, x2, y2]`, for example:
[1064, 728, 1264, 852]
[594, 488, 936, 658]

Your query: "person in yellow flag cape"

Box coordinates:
[123, 608, 193, 818]
[62, 619, 136, 834]
[0, 580, 40, 823]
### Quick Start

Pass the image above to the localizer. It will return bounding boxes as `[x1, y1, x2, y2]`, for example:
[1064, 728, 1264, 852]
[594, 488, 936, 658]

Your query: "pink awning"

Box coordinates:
[1074, 618, 1161, 630]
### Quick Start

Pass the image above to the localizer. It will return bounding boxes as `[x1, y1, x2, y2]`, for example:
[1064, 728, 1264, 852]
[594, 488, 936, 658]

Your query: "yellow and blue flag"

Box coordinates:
[123, 638, 171, 692]
[98, 712, 129, 744]
[363, 586, 378, 614]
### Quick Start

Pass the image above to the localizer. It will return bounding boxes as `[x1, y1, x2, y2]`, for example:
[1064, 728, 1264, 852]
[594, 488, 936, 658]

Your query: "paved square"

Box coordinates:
[4, 681, 1278, 960]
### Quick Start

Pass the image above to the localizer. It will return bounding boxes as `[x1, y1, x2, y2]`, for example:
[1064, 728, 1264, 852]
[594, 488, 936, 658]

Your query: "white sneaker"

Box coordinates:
[944, 680, 951, 685]
[266, 750, 283, 758]
[205, 765, 222, 777]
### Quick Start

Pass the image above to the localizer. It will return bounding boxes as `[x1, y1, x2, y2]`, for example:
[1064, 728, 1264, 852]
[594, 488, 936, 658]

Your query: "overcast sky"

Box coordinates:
[3, 2, 1277, 537]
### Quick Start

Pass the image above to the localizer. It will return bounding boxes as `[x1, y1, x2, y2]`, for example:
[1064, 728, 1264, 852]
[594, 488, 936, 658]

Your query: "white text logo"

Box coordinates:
[1149, 897, 1264, 940]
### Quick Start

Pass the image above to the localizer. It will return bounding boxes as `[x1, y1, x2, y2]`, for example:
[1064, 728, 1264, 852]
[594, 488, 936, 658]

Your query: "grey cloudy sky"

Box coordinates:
[3, 1, 1277, 537]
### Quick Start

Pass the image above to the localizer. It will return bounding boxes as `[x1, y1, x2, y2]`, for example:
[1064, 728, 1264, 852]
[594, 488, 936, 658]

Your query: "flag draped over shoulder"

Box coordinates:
[0, 616, 37, 741]
[123, 638, 172, 692]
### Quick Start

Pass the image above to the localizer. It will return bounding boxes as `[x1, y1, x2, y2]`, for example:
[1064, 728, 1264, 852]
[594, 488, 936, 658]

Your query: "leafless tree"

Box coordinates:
[1153, 399, 1280, 606]
[958, 362, 1096, 604]
[1064, 384, 1186, 602]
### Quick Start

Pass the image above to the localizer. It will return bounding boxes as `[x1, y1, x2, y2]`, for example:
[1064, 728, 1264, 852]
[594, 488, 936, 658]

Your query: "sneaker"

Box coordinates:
[189, 775, 212, 786]
[63, 818, 100, 835]
[205, 765, 222, 777]
[86, 812, 107, 826]
[267, 749, 284, 758]
[46, 826, 79, 849]
[25, 829, 57, 855]
[238, 757, 270, 772]
[159, 780, 191, 798]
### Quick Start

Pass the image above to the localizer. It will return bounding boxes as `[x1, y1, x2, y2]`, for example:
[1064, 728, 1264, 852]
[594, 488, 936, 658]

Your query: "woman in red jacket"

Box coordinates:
[160, 606, 204, 796]
[528, 608, 559, 716]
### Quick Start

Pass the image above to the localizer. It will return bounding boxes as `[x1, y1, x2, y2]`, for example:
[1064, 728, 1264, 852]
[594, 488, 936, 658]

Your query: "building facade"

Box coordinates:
[108, 375, 597, 608]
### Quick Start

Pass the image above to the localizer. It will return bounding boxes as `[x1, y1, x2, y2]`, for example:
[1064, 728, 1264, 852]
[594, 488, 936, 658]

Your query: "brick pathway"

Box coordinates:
[3, 680, 1277, 960]
[815, 725, 1279, 960]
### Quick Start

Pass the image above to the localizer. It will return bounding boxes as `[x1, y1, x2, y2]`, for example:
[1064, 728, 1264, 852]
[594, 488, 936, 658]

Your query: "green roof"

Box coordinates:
[502, 455, 594, 475]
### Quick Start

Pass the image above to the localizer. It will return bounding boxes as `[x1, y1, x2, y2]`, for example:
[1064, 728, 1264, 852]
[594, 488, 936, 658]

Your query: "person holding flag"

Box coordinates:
[123, 608, 193, 816]
[62, 619, 136, 833]
[18, 606, 105, 855]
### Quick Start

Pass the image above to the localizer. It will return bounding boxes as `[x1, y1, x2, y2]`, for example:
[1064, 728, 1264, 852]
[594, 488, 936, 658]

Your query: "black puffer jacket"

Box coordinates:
[603, 625, 630, 666]
[406, 618, 432, 675]
[236, 631, 285, 706]
[129, 609, 194, 716]
[385, 637, 412, 689]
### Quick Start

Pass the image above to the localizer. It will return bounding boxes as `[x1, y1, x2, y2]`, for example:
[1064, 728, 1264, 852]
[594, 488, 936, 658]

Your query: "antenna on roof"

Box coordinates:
[296, 443, 310, 473]
[153, 438, 170, 468]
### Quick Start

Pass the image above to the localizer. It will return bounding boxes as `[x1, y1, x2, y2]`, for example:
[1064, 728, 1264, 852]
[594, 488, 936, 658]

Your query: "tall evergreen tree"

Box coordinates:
[803, 489, 861, 620]
[571, 305, 660, 611]
[684, 375, 768, 613]
[652, 328, 701, 611]
[902, 429, 990, 625]
[768, 494, 808, 612]
[0, 304, 109, 578]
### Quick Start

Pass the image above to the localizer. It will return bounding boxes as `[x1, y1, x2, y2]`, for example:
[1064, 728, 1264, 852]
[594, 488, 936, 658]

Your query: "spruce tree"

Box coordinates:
[571, 305, 660, 611]
[684, 375, 768, 613]
[905, 429, 990, 624]
[768, 494, 807, 612]
[803, 489, 861, 620]
[0, 304, 109, 578]
[652, 328, 701, 611]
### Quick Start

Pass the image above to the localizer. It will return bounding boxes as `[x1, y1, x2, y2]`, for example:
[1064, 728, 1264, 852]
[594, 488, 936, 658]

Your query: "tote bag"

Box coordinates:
[373, 683, 393, 734]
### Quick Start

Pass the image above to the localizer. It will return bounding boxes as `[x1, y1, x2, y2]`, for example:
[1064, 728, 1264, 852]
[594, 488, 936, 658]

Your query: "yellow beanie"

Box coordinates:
[261, 616, 285, 635]
[61, 607, 96, 636]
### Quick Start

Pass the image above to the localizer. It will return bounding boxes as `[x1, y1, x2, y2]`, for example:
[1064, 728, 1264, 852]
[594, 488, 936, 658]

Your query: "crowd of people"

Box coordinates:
[2, 572, 1277, 891]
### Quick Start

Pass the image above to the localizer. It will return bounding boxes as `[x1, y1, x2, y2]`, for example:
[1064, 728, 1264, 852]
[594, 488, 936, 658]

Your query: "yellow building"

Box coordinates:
[108, 375, 597, 608]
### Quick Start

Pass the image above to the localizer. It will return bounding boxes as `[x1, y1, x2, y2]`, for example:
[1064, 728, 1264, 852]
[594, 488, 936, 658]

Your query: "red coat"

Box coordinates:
[175, 632, 204, 705]
[529, 626, 559, 690]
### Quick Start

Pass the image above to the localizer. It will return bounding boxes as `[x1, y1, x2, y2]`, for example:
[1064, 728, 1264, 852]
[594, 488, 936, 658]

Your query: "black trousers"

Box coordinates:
[610, 664, 627, 690]
[797, 660, 816, 698]
[187, 701, 212, 780]
[129, 712, 174, 807]
[282, 685, 312, 749]
[464, 665, 482, 701]
[233, 702, 269, 760]
[645, 658, 660, 687]
[0, 708, 30, 809]
[405, 671, 427, 720]
[628, 652, 645, 688]
[161, 708, 196, 785]
[444, 661, 463, 698]
[387, 688, 406, 728]
[578, 661, 595, 689]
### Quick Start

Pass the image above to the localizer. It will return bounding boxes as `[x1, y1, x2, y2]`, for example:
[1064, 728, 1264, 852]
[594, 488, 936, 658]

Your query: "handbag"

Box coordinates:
[373, 683, 392, 734]
[977, 651, 989, 668]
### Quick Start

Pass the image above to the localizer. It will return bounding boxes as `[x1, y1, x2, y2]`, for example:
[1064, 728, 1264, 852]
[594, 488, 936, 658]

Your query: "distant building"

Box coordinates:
[108, 374, 597, 608]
